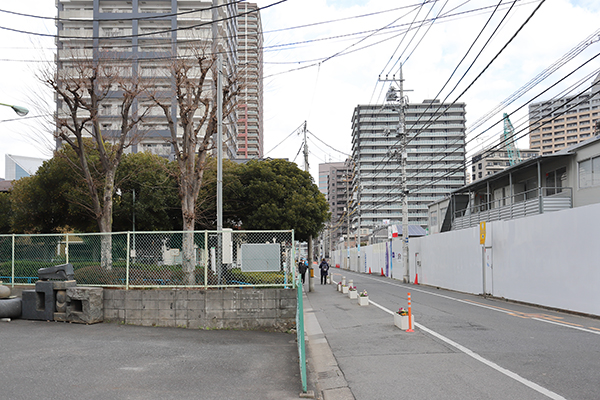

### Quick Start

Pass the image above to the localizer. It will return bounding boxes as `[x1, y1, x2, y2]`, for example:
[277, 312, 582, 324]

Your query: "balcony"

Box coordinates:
[452, 187, 572, 230]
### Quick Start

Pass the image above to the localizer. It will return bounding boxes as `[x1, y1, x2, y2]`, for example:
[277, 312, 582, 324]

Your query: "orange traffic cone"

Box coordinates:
[368, 267, 371, 274]
[414, 273, 419, 285]
[381, 268, 385, 276]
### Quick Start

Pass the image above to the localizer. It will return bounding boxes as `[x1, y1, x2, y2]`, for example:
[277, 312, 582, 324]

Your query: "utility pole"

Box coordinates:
[357, 173, 361, 270]
[217, 54, 223, 232]
[328, 223, 332, 261]
[380, 64, 411, 283]
[213, 2, 223, 284]
[303, 121, 315, 292]
[345, 170, 350, 270]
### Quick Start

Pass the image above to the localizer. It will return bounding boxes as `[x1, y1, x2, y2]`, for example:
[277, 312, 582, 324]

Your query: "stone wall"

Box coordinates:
[103, 288, 297, 331]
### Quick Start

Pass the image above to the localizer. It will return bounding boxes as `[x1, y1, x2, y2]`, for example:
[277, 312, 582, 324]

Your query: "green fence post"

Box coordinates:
[291, 230, 296, 288]
[296, 277, 307, 393]
[204, 231, 208, 289]
[11, 233, 15, 288]
[126, 231, 131, 290]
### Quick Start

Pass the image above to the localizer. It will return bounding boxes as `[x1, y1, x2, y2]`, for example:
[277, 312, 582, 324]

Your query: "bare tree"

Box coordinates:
[150, 48, 238, 284]
[41, 53, 150, 270]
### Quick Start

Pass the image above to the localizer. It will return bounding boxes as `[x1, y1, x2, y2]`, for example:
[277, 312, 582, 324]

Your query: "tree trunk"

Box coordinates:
[182, 202, 196, 285]
[98, 213, 113, 271]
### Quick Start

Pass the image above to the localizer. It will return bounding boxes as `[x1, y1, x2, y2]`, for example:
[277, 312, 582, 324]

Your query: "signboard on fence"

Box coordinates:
[240, 243, 281, 272]
[480, 221, 486, 245]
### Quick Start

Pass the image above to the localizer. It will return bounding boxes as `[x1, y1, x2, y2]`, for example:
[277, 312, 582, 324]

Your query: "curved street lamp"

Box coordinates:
[0, 102, 29, 116]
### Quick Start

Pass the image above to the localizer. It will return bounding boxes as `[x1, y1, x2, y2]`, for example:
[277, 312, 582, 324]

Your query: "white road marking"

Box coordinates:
[352, 271, 600, 335]
[369, 299, 568, 400]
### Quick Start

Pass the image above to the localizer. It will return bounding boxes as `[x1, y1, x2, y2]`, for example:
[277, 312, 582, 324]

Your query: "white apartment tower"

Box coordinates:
[351, 99, 467, 232]
[236, 2, 264, 159]
[318, 161, 350, 243]
[529, 73, 600, 155]
[55, 0, 240, 158]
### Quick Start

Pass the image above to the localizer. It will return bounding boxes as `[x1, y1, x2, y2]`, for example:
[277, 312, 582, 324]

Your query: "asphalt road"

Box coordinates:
[318, 269, 600, 400]
[0, 320, 302, 400]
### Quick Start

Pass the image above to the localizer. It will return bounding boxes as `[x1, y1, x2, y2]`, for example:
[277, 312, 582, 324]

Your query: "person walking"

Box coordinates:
[298, 258, 308, 284]
[319, 258, 329, 285]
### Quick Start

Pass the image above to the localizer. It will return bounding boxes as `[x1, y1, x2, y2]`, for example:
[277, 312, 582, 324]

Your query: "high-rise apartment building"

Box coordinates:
[529, 73, 600, 155]
[470, 146, 539, 183]
[236, 2, 264, 159]
[350, 99, 467, 233]
[55, 0, 241, 158]
[318, 162, 349, 239]
[318, 161, 351, 257]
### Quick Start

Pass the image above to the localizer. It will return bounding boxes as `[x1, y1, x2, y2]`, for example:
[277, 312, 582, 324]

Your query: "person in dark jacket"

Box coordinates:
[298, 258, 308, 284]
[319, 258, 329, 285]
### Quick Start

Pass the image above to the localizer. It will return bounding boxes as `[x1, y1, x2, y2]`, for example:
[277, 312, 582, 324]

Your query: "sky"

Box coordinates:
[1, 0, 600, 182]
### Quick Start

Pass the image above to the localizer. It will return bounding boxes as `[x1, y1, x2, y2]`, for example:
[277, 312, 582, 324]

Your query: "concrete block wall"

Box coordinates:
[103, 288, 297, 331]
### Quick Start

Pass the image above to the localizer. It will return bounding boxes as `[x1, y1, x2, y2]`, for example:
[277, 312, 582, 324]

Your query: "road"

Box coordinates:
[314, 269, 600, 400]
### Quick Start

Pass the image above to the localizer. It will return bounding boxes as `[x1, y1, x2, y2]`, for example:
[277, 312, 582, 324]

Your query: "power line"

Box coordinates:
[403, 53, 600, 184]
[0, 0, 288, 41]
[0, 1, 243, 23]
[263, 121, 305, 157]
[307, 129, 351, 157]
[0, 0, 534, 70]
[365, 0, 518, 184]
[363, 72, 600, 212]
[368, 0, 544, 188]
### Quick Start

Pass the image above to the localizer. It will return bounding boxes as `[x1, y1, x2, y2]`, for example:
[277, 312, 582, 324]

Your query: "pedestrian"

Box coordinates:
[298, 258, 308, 284]
[319, 258, 329, 285]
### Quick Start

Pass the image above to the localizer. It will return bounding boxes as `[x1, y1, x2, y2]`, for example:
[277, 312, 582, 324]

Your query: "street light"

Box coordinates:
[0, 103, 29, 117]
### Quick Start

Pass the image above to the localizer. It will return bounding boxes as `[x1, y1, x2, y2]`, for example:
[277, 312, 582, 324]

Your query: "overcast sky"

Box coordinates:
[1, 0, 599, 181]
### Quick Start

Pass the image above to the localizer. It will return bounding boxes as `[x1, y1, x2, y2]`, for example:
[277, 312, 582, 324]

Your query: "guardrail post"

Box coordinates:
[204, 231, 208, 289]
[126, 231, 130, 290]
[11, 233, 15, 288]
[65, 233, 69, 265]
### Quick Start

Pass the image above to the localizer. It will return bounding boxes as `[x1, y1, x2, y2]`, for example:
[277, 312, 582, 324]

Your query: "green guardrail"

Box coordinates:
[296, 277, 307, 393]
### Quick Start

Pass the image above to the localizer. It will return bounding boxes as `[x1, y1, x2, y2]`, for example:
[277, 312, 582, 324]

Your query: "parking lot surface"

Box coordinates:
[0, 320, 301, 400]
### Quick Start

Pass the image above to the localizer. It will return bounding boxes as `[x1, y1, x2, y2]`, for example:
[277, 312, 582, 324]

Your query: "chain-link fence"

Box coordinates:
[0, 230, 296, 288]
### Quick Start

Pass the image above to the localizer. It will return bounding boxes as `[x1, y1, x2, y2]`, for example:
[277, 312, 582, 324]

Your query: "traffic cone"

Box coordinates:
[368, 267, 371, 274]
[414, 273, 419, 285]
[381, 268, 384, 276]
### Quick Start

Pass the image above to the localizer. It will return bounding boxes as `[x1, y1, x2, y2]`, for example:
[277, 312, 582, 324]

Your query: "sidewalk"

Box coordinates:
[302, 273, 424, 400]
[303, 280, 355, 400]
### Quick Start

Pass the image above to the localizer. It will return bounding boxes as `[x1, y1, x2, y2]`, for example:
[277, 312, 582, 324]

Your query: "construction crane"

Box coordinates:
[503, 113, 521, 166]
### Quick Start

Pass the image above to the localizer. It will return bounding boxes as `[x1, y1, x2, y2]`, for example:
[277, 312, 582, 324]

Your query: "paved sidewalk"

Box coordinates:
[303, 284, 355, 400]
[302, 273, 431, 400]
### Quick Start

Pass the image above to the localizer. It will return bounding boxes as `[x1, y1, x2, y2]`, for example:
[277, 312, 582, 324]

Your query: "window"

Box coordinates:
[579, 155, 600, 188]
